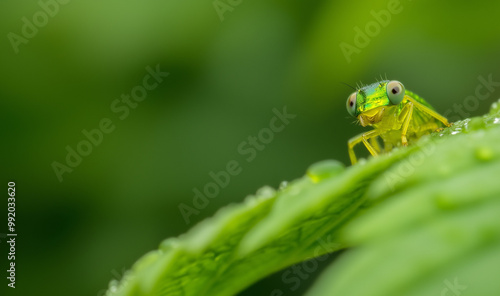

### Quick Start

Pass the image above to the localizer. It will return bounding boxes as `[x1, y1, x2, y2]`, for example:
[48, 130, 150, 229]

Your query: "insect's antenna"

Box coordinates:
[340, 82, 356, 91]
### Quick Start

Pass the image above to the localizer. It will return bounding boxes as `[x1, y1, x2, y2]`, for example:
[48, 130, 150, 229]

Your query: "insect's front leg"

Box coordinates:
[369, 136, 382, 153]
[347, 130, 380, 165]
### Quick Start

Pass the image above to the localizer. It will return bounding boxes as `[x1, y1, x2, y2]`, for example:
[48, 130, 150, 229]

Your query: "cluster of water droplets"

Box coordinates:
[433, 99, 500, 139]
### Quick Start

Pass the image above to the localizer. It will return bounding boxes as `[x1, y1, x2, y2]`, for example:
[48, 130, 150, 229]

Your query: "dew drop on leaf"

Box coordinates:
[306, 160, 345, 183]
[279, 181, 288, 190]
[475, 147, 494, 161]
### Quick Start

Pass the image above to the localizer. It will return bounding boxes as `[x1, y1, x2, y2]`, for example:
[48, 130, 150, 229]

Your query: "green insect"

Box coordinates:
[346, 80, 451, 164]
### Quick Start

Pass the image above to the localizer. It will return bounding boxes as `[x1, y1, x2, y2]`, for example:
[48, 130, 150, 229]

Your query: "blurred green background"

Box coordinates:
[2, 0, 500, 295]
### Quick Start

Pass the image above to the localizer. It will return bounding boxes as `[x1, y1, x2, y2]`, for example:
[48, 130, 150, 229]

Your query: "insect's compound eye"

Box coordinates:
[386, 80, 405, 105]
[346, 92, 357, 116]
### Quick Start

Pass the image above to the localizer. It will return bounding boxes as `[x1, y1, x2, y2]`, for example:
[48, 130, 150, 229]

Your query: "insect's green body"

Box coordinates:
[370, 90, 442, 148]
[346, 80, 450, 164]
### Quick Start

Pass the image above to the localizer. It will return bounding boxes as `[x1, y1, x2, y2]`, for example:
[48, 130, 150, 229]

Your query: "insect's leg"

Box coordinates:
[399, 102, 414, 146]
[369, 136, 382, 153]
[406, 97, 451, 127]
[348, 133, 363, 165]
[348, 130, 380, 164]
[361, 130, 380, 156]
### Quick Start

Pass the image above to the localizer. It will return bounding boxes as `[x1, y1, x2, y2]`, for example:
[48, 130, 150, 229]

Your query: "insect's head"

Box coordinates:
[346, 80, 405, 126]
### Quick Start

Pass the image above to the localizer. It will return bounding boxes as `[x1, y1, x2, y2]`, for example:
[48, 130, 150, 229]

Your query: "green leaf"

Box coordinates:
[307, 101, 500, 296]
[105, 99, 500, 296]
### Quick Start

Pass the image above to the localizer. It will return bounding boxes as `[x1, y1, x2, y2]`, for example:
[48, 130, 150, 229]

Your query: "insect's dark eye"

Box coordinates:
[386, 81, 405, 105]
[346, 92, 357, 117]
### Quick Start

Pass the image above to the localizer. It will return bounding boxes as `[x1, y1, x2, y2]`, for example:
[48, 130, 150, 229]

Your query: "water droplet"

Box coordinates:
[489, 100, 500, 115]
[475, 147, 494, 161]
[279, 181, 288, 190]
[357, 158, 368, 165]
[434, 193, 457, 210]
[108, 280, 119, 292]
[466, 117, 485, 131]
[255, 186, 275, 198]
[306, 160, 345, 183]
[160, 238, 180, 252]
